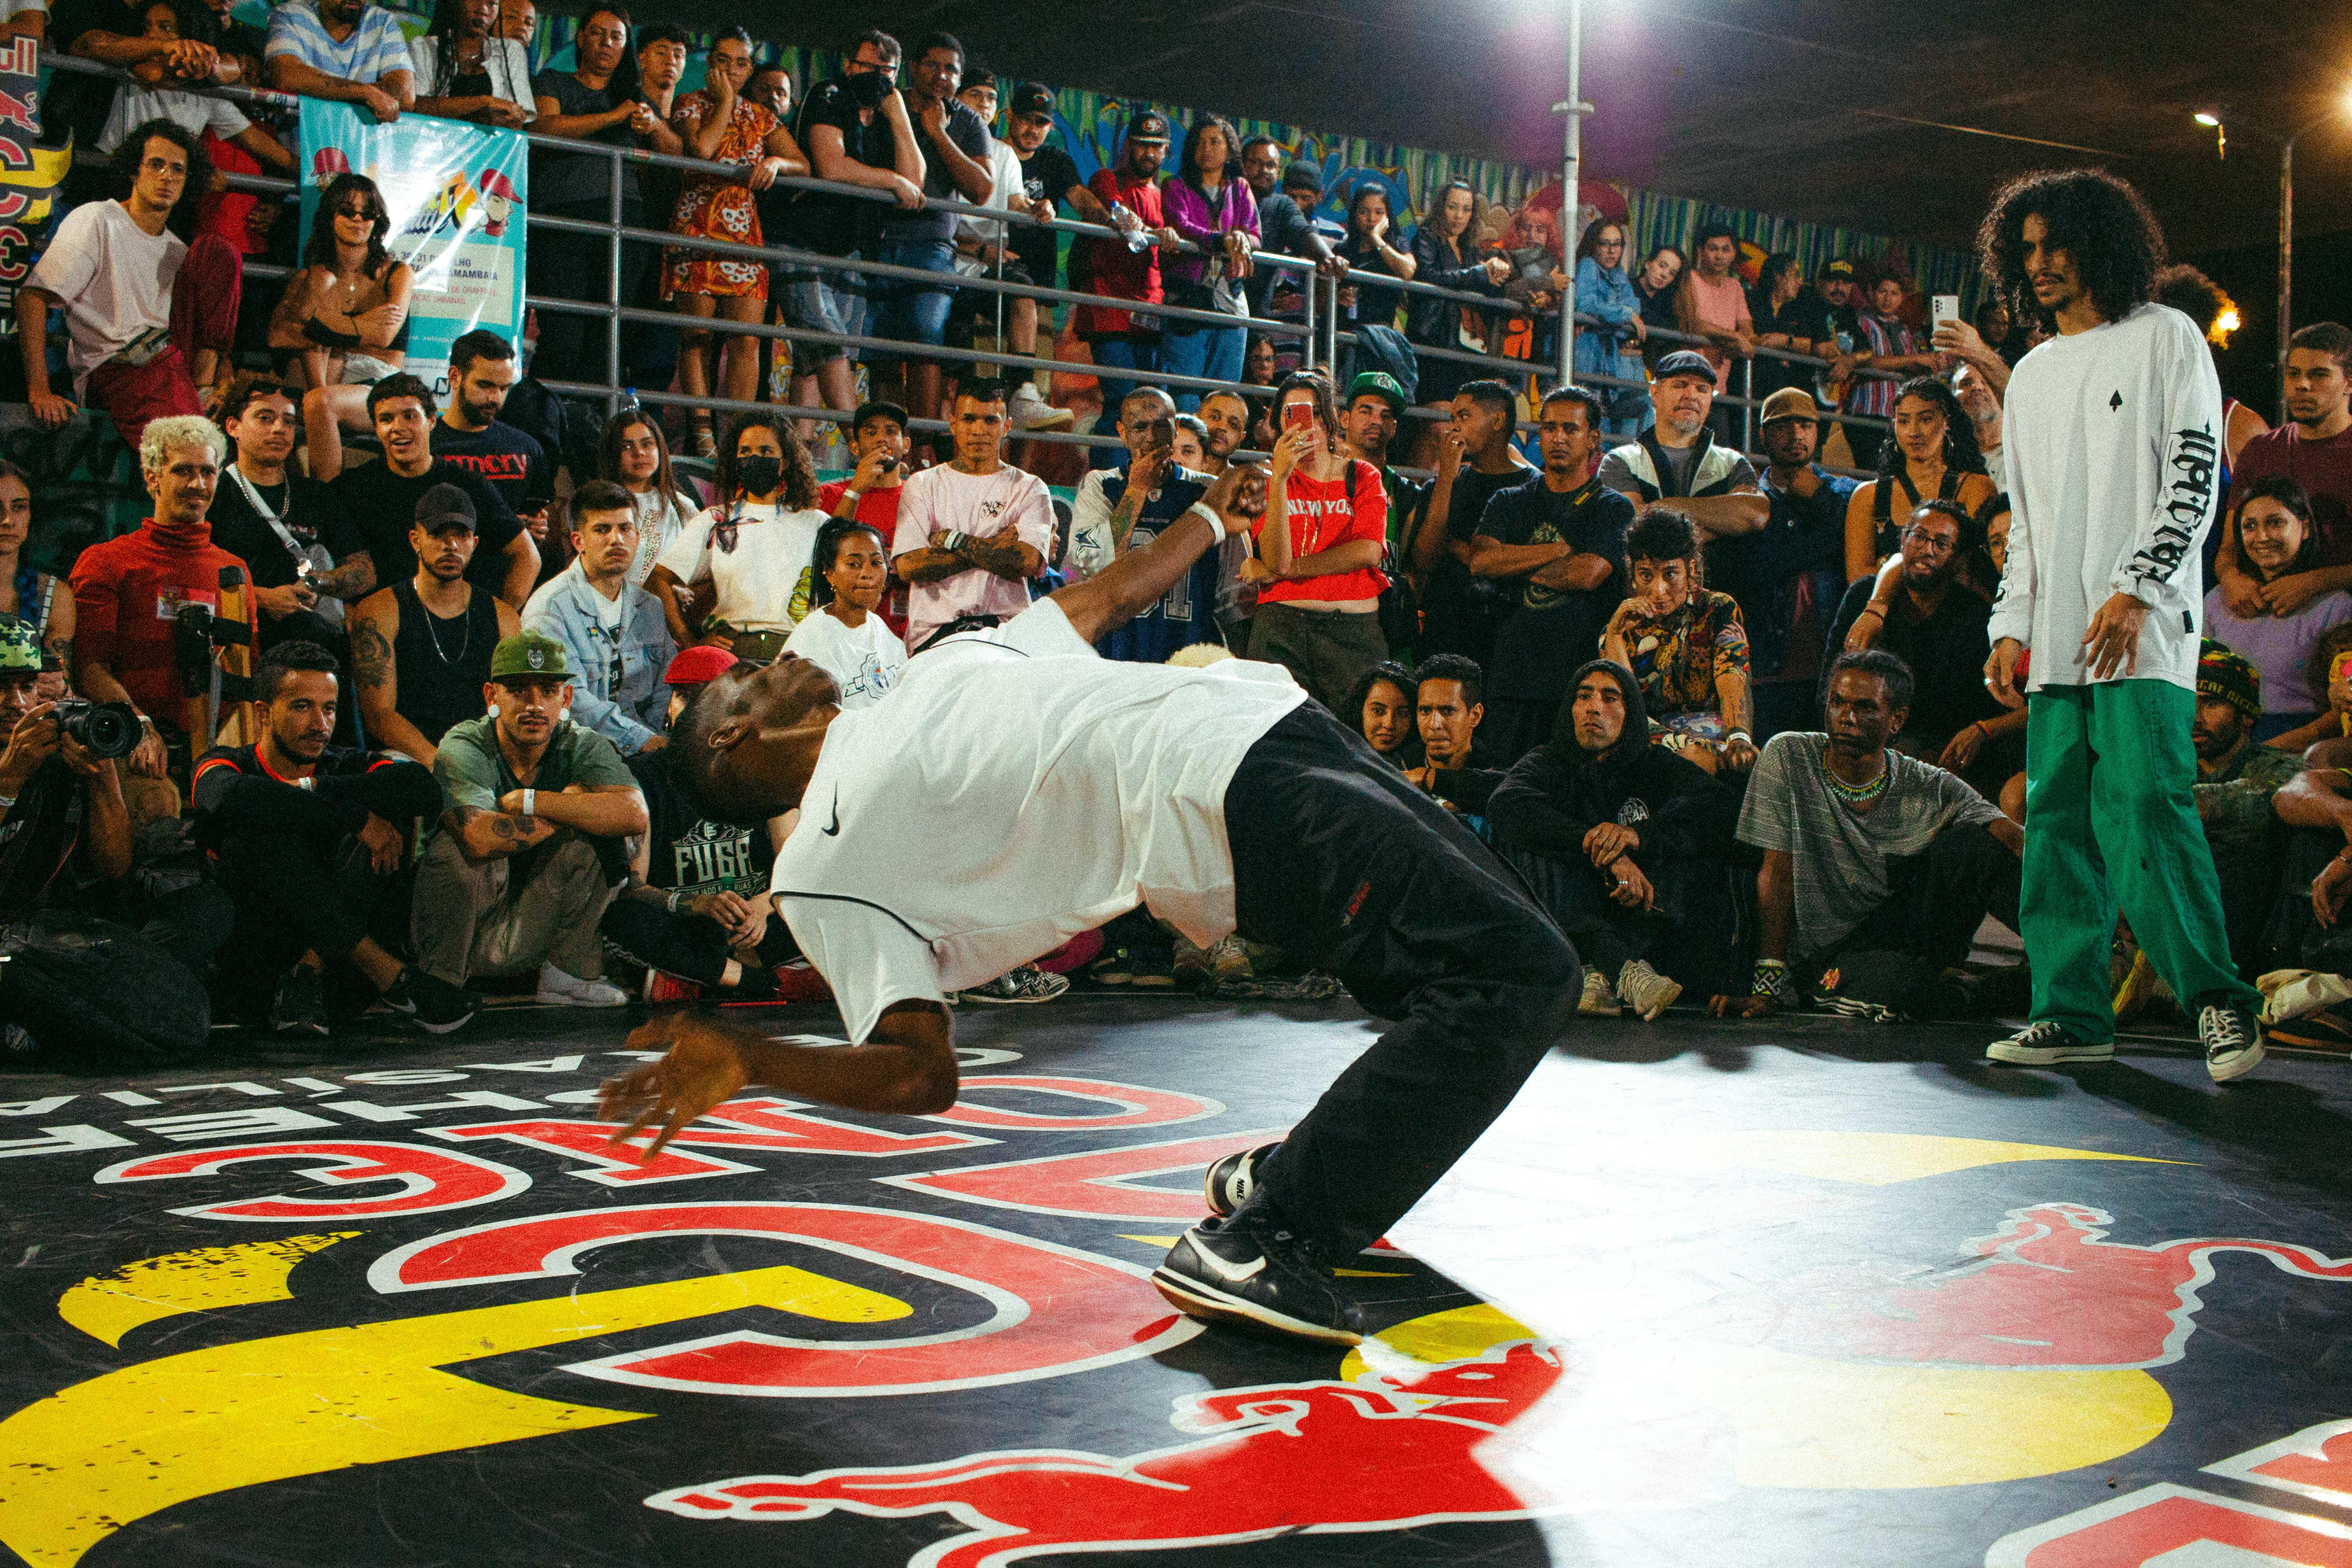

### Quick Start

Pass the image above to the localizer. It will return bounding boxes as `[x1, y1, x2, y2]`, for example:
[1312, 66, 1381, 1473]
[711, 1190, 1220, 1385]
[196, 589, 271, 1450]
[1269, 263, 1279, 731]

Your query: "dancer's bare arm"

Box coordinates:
[1051, 463, 1266, 644]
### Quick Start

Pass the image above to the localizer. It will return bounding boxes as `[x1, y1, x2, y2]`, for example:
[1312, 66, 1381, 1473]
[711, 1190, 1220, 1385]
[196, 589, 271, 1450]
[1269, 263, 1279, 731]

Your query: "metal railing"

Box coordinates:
[43, 51, 1905, 476]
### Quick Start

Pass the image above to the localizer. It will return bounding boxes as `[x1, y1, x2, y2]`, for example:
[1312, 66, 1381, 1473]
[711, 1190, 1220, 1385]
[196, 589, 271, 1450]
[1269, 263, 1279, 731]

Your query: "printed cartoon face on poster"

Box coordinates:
[296, 100, 530, 401]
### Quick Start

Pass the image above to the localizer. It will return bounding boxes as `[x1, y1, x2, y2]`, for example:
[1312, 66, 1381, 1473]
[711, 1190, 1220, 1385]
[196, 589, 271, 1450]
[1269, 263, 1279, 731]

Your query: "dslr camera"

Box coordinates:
[51, 697, 141, 760]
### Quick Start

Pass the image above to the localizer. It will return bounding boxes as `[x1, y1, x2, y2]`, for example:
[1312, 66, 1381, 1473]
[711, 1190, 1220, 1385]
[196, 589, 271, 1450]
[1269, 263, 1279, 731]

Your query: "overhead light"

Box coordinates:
[2194, 111, 2220, 127]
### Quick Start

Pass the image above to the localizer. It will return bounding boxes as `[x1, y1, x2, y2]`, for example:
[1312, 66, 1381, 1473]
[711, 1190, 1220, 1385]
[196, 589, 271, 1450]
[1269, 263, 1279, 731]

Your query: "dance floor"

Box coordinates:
[5, 992, 2352, 1568]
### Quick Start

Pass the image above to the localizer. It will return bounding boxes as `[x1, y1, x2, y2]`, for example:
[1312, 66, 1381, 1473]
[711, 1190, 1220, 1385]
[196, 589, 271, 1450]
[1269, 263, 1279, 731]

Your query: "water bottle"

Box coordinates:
[1109, 200, 1148, 254]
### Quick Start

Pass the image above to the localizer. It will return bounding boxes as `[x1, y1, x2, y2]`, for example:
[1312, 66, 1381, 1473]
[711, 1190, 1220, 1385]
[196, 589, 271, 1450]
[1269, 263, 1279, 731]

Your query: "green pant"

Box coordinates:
[1248, 601, 1387, 715]
[2022, 682, 2258, 1042]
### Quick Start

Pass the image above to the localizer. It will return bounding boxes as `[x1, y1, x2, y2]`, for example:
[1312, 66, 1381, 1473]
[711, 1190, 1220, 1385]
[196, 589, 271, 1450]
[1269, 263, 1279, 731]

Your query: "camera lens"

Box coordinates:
[60, 699, 140, 760]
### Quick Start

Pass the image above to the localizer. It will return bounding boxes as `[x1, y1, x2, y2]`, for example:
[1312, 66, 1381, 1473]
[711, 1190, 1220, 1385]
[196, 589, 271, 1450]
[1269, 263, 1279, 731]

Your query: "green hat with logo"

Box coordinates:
[0, 619, 39, 673]
[489, 630, 571, 681]
[1346, 370, 1408, 414]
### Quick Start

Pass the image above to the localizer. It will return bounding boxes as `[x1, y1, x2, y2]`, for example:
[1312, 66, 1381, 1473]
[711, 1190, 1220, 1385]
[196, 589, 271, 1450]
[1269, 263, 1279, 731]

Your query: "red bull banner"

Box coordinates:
[296, 99, 527, 404]
[0, 39, 70, 345]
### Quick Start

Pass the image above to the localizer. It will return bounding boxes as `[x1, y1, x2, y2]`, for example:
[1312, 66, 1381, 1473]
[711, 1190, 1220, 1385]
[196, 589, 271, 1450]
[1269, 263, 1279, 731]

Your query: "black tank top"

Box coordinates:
[1871, 463, 1967, 560]
[391, 578, 498, 744]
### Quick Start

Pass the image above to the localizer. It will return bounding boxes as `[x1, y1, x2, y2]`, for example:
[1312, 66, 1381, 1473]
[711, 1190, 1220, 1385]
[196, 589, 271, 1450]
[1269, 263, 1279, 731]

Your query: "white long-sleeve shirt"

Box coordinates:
[1988, 302, 2223, 693]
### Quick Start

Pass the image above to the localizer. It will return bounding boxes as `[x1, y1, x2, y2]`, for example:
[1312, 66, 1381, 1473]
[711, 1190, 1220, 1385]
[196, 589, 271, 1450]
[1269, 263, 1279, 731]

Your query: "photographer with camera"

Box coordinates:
[0, 620, 227, 1064]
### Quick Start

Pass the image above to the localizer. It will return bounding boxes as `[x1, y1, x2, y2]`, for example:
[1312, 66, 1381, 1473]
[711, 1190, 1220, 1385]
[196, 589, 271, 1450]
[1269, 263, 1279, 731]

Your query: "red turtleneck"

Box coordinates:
[68, 516, 257, 730]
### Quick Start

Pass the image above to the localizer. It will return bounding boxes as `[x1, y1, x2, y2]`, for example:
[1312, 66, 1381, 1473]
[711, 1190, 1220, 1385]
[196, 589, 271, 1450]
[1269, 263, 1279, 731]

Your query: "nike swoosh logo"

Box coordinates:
[821, 790, 841, 836]
[1199, 1250, 1267, 1284]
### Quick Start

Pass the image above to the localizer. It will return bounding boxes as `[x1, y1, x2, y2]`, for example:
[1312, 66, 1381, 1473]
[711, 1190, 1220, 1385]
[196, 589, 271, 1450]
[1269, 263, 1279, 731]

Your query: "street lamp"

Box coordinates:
[2196, 99, 2352, 412]
[1552, 0, 1593, 387]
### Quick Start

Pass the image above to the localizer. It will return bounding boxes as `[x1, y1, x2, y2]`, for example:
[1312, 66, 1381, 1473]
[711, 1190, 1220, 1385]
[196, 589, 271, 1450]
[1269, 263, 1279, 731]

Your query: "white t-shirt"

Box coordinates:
[99, 85, 250, 157]
[654, 501, 825, 633]
[628, 487, 692, 588]
[891, 462, 1055, 650]
[0, 0, 48, 18]
[1988, 303, 2223, 693]
[771, 599, 1306, 1040]
[26, 200, 184, 391]
[780, 604, 908, 710]
[953, 141, 1027, 268]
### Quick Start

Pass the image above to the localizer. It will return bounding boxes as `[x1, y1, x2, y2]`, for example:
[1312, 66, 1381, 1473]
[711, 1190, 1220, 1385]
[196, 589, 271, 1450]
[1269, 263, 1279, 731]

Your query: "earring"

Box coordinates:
[488, 704, 500, 718]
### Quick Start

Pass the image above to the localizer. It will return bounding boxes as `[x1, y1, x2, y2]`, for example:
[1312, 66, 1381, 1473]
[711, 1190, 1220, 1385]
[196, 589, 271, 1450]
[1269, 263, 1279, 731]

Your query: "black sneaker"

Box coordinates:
[1986, 1020, 2113, 1066]
[269, 964, 331, 1038]
[383, 967, 481, 1034]
[1152, 1209, 1364, 1345]
[2196, 995, 2265, 1083]
[1203, 1141, 1282, 1218]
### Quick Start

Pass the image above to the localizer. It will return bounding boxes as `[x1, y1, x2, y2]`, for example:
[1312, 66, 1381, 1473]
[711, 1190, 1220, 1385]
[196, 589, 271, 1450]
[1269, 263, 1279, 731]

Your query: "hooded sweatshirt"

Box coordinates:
[69, 516, 257, 730]
[1487, 658, 1739, 864]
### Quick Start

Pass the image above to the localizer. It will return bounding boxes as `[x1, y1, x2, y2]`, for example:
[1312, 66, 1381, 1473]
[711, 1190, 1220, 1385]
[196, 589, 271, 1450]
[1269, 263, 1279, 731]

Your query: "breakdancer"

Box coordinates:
[598, 382, 1579, 1345]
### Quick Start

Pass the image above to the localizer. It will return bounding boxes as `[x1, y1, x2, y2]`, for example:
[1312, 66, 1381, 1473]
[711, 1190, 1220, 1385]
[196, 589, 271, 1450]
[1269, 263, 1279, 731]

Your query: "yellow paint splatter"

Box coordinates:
[1624, 1131, 2183, 1186]
[1117, 1234, 1182, 1246]
[58, 1234, 360, 1348]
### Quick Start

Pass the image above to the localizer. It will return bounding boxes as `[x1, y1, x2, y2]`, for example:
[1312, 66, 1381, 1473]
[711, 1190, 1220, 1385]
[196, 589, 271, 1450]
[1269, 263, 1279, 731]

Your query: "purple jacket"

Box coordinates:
[1161, 175, 1260, 288]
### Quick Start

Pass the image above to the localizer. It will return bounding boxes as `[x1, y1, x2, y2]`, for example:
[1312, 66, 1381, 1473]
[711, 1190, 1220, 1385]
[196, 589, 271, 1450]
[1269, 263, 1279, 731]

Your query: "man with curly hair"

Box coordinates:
[1978, 168, 2265, 1081]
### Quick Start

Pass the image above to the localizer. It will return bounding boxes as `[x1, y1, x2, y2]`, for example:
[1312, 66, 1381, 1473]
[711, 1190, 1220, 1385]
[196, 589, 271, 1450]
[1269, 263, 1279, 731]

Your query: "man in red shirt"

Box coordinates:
[1076, 111, 1182, 469]
[818, 401, 913, 638]
[1247, 369, 1391, 710]
[2212, 320, 2352, 614]
[70, 414, 258, 801]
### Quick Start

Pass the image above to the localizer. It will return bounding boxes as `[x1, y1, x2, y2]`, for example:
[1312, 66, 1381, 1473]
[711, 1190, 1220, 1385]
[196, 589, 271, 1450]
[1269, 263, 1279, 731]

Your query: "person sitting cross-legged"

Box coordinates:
[780, 519, 908, 710]
[349, 484, 522, 767]
[192, 639, 470, 1034]
[412, 631, 647, 1005]
[1598, 505, 1757, 774]
[1490, 658, 1739, 1020]
[1710, 649, 2023, 1023]
[1402, 652, 1504, 829]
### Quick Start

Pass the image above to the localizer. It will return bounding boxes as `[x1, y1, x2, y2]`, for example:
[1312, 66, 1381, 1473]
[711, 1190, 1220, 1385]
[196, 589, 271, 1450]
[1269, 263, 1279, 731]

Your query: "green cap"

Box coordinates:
[0, 619, 38, 673]
[1346, 370, 1408, 413]
[488, 630, 571, 681]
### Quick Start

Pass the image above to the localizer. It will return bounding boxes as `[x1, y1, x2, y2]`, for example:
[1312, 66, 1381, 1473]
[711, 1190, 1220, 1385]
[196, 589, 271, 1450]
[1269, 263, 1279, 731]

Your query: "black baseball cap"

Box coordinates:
[1823, 258, 1856, 279]
[1127, 110, 1172, 145]
[1011, 81, 1054, 118]
[1651, 349, 1717, 385]
[413, 483, 477, 534]
[1281, 159, 1321, 193]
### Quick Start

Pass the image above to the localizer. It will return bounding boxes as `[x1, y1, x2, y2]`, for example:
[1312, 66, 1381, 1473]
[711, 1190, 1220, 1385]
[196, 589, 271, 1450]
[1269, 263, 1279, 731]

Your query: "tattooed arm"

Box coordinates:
[445, 803, 559, 861]
[312, 549, 375, 603]
[40, 586, 74, 692]
[348, 589, 437, 766]
[959, 526, 1044, 581]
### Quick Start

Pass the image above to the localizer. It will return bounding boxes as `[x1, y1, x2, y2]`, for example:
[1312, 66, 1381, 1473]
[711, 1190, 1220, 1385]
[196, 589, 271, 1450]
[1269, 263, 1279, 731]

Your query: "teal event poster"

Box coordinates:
[295, 100, 527, 401]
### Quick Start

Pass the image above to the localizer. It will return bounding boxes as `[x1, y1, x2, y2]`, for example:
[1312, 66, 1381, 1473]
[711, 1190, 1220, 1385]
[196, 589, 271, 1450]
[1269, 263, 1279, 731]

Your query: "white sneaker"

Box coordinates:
[1578, 970, 1622, 1016]
[538, 963, 630, 1008]
[1615, 959, 1683, 1022]
[1008, 383, 1073, 431]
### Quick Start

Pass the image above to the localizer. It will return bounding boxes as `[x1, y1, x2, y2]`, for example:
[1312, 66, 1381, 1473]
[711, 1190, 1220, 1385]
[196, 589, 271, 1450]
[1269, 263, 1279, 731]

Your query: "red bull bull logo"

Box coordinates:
[0, 86, 37, 137]
[649, 1340, 1567, 1566]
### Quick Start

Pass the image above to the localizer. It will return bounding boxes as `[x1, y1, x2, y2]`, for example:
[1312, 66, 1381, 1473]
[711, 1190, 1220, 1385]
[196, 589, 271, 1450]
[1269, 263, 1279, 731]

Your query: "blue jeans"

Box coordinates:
[1159, 324, 1246, 412]
[1088, 334, 1159, 467]
[871, 237, 955, 351]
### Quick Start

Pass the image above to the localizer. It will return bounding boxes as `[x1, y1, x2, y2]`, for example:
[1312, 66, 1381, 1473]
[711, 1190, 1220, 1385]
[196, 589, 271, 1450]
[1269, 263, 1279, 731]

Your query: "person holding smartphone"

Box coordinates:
[1245, 371, 1391, 712]
[818, 402, 914, 641]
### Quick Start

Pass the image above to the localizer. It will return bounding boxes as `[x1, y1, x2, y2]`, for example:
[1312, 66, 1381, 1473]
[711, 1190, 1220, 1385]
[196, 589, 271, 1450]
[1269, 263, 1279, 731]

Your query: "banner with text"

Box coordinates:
[296, 99, 526, 399]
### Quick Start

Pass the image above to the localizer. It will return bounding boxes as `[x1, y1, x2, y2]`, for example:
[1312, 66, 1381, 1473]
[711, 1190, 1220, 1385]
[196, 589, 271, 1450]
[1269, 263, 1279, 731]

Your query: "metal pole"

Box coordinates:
[2280, 135, 2294, 420]
[1558, 0, 1582, 388]
[605, 153, 624, 417]
[1302, 262, 1317, 372]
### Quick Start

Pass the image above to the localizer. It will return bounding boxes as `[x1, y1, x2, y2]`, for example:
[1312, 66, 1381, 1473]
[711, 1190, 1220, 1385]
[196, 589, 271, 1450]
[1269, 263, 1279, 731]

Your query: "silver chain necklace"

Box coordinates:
[420, 586, 473, 667]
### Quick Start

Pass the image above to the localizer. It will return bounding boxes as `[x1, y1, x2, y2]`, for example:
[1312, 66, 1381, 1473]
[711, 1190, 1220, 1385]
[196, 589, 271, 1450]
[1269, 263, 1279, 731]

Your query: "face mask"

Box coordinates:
[735, 454, 783, 496]
[846, 70, 889, 110]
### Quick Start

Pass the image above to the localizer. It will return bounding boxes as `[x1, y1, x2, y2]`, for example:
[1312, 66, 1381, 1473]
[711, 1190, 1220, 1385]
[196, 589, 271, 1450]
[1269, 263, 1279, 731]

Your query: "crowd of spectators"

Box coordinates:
[11, 8, 2352, 1066]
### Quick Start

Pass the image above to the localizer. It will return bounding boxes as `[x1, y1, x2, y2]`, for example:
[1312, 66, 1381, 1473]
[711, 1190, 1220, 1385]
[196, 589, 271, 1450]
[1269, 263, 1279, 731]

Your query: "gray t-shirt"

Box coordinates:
[1736, 731, 2003, 959]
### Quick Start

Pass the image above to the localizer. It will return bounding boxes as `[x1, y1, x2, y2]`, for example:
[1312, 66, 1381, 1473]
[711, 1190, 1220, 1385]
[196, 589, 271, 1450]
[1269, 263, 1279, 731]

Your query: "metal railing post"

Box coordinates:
[1741, 356, 1754, 451]
[1300, 261, 1317, 373]
[605, 149, 624, 417]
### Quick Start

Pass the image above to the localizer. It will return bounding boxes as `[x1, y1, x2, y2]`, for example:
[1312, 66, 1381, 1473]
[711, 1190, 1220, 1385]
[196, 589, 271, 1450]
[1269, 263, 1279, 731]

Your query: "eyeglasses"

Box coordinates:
[1901, 527, 1960, 554]
[334, 204, 379, 221]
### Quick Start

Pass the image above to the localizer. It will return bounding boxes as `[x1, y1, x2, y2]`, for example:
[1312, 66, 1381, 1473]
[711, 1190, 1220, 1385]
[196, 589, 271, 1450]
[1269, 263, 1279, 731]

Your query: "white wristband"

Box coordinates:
[521, 788, 535, 818]
[1184, 500, 1227, 543]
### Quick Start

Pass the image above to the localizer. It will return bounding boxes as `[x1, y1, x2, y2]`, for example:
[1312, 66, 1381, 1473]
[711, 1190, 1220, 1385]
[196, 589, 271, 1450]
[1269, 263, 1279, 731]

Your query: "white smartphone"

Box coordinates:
[1932, 294, 1961, 334]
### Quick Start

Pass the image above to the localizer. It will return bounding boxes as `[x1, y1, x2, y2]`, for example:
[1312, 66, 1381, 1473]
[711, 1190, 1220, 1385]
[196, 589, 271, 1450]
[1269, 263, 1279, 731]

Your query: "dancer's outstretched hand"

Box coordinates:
[598, 1016, 753, 1158]
[1708, 993, 1775, 1019]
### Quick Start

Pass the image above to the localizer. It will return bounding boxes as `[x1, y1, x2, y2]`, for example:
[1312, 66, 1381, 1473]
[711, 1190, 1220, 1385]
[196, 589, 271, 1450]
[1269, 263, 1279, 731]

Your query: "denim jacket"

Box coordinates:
[520, 559, 676, 754]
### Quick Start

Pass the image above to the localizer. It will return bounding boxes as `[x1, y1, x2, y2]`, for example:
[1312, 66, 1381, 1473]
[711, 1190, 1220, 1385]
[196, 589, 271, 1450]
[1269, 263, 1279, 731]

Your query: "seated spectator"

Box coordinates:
[1599, 506, 1756, 773]
[20, 121, 236, 447]
[1673, 224, 1753, 442]
[1075, 113, 1177, 465]
[1843, 273, 1937, 471]
[780, 519, 907, 709]
[496, 0, 529, 45]
[1411, 377, 1536, 667]
[2206, 477, 2352, 747]
[347, 483, 522, 766]
[892, 381, 1055, 651]
[1404, 651, 1503, 821]
[1827, 499, 2018, 791]
[2214, 322, 2352, 609]
[1159, 113, 1258, 413]
[69, 414, 256, 793]
[0, 461, 74, 692]
[1490, 658, 1737, 1020]
[1570, 219, 1647, 436]
[601, 644, 797, 1003]
[1712, 650, 2022, 1023]
[817, 399, 911, 636]
[1470, 385, 1635, 762]
[1345, 658, 1420, 768]
[274, 173, 412, 434]
[1596, 350, 1768, 540]
[414, 630, 647, 1005]
[1170, 413, 1210, 470]
[190, 639, 464, 1033]
[433, 330, 551, 519]
[1069, 387, 1220, 662]
[601, 408, 703, 587]
[649, 412, 826, 661]
[1246, 369, 1390, 710]
[521, 479, 675, 756]
[410, 0, 533, 126]
[666, 27, 807, 443]
[1333, 181, 1414, 333]
[99, 0, 293, 183]
[1842, 374, 1996, 585]
[265, 0, 414, 122]
[0, 621, 227, 1063]
[318, 374, 537, 605]
[208, 375, 372, 657]
[1712, 388, 1854, 742]
[2180, 642, 2302, 986]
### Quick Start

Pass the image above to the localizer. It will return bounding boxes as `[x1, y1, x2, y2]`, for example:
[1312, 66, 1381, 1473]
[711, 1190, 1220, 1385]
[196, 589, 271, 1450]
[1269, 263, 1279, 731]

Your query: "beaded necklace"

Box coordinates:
[1820, 747, 1890, 809]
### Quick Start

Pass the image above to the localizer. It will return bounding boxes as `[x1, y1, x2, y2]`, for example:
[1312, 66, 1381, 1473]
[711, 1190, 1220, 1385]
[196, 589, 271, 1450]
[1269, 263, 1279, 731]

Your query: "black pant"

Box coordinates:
[530, 197, 647, 386]
[214, 829, 401, 980]
[1504, 844, 1689, 978]
[2, 886, 231, 1063]
[1226, 703, 1581, 1254]
[1809, 820, 2020, 979]
[601, 896, 799, 987]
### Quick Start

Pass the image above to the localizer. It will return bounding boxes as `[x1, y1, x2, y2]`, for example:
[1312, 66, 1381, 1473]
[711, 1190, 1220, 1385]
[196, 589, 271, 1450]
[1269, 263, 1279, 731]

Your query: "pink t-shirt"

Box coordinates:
[890, 462, 1057, 650]
[1686, 272, 1751, 388]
